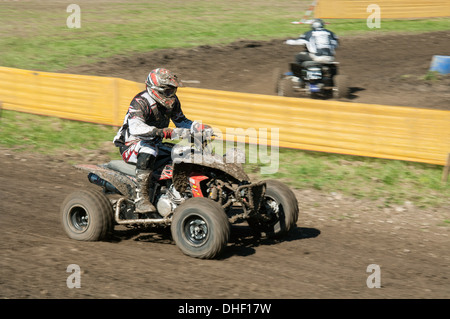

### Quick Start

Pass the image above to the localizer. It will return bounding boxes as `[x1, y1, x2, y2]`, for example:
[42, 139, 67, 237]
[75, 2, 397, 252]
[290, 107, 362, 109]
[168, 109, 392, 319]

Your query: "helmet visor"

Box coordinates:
[155, 85, 177, 97]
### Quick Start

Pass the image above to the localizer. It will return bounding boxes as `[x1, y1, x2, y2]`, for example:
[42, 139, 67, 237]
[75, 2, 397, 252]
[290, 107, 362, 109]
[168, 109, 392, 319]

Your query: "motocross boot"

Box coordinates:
[134, 169, 157, 213]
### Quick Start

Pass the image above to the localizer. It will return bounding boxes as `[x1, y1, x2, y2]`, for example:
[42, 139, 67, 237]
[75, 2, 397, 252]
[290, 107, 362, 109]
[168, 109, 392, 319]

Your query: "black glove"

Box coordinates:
[153, 128, 173, 139]
[171, 128, 191, 140]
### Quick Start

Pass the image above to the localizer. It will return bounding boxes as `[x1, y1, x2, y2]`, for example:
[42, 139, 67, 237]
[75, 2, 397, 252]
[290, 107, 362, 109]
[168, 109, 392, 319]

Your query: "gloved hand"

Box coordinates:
[154, 127, 173, 139]
[203, 126, 214, 139]
[191, 121, 213, 134]
[171, 128, 191, 140]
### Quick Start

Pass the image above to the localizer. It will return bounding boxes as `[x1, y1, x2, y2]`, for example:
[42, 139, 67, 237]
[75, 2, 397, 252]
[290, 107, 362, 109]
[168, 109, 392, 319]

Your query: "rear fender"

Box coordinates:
[75, 164, 137, 198]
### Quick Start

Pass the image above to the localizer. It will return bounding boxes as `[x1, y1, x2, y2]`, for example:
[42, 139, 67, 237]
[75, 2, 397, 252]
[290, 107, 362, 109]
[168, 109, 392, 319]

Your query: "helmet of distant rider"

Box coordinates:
[145, 68, 182, 109]
[311, 18, 325, 30]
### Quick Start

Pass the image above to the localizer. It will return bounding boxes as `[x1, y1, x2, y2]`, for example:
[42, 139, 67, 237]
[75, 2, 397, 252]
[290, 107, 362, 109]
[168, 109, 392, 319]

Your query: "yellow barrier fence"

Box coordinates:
[0, 66, 142, 126]
[315, 0, 450, 19]
[1, 66, 450, 166]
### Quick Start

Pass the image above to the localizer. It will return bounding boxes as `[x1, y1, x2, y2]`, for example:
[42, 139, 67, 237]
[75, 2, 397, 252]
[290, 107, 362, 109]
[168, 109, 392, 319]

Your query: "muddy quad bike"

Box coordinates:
[61, 132, 299, 259]
[274, 60, 349, 99]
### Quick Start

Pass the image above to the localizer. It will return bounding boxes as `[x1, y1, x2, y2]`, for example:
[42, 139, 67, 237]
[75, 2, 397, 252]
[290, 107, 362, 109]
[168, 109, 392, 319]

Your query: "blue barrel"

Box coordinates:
[429, 55, 450, 74]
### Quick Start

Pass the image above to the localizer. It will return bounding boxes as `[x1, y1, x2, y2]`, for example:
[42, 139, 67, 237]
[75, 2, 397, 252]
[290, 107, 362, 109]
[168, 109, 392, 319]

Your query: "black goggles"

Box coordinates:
[155, 86, 177, 97]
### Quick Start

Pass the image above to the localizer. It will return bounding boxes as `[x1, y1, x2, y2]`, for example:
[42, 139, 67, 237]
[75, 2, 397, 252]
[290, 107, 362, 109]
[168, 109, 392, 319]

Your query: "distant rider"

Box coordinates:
[285, 18, 339, 64]
[113, 68, 211, 213]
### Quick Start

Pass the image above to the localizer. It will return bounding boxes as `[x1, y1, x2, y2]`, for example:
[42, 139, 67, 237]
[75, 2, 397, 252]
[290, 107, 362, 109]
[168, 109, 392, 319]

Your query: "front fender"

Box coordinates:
[172, 160, 249, 194]
[171, 145, 249, 180]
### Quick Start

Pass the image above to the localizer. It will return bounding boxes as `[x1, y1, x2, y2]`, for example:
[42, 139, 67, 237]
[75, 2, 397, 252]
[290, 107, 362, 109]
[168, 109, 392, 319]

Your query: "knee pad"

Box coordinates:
[136, 152, 156, 170]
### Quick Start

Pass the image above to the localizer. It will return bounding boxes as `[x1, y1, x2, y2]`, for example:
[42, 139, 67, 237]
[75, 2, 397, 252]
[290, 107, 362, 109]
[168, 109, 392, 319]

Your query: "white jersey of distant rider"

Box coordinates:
[286, 28, 339, 57]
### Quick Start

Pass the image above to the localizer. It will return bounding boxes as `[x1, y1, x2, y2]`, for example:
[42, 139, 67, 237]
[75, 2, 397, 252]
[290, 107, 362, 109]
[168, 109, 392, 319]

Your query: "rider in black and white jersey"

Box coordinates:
[113, 68, 211, 213]
[285, 18, 339, 64]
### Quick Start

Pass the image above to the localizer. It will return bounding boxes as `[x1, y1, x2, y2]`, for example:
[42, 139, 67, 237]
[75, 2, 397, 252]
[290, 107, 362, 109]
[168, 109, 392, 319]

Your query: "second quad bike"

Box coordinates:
[274, 59, 349, 99]
[61, 132, 299, 259]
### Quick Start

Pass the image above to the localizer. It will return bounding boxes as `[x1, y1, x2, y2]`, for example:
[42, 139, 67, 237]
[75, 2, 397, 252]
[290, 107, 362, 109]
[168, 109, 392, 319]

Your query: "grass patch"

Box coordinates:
[423, 70, 442, 81]
[0, 110, 119, 159]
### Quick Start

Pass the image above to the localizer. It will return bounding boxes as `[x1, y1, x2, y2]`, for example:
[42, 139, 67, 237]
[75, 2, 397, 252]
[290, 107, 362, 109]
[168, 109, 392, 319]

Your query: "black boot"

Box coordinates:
[135, 169, 157, 213]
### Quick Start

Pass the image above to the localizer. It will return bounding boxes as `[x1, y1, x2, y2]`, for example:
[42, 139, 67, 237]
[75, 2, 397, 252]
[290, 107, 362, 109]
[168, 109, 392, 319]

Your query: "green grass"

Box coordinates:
[0, 110, 119, 158]
[0, 0, 448, 71]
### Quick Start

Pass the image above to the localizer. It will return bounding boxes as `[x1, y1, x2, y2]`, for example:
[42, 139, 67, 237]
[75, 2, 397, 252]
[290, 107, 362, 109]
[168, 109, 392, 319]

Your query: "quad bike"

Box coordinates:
[61, 132, 299, 259]
[274, 59, 349, 99]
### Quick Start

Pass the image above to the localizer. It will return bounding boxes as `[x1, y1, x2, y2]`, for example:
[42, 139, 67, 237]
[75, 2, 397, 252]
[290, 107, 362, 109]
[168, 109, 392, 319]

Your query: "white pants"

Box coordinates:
[120, 140, 158, 165]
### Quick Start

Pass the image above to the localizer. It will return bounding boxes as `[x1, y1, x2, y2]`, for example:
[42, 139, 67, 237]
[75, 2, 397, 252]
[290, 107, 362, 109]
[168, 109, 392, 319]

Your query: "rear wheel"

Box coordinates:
[272, 67, 282, 93]
[61, 189, 114, 241]
[247, 180, 299, 238]
[278, 77, 296, 97]
[333, 75, 349, 99]
[171, 197, 230, 259]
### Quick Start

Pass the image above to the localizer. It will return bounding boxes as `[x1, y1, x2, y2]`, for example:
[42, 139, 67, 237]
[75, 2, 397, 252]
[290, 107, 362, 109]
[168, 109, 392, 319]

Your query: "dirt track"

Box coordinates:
[1, 31, 450, 299]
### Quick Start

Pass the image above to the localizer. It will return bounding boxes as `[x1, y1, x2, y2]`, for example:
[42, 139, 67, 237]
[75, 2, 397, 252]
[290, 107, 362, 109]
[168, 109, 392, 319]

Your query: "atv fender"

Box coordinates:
[75, 164, 137, 198]
[172, 160, 249, 194]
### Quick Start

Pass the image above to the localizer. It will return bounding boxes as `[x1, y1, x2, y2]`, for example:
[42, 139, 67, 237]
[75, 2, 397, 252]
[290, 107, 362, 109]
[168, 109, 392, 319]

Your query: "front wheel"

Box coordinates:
[61, 189, 114, 241]
[247, 180, 299, 238]
[171, 197, 230, 259]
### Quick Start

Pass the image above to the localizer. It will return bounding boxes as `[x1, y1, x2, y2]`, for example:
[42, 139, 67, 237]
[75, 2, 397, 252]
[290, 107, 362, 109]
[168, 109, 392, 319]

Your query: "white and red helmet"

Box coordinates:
[145, 68, 182, 109]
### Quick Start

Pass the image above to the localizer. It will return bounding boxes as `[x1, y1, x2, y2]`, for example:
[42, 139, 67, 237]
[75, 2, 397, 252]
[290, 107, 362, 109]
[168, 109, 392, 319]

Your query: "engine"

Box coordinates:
[156, 184, 185, 217]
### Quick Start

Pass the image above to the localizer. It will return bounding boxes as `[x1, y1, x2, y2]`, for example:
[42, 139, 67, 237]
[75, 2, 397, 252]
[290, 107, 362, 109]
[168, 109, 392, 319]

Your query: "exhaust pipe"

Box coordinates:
[88, 173, 121, 194]
[114, 197, 171, 226]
